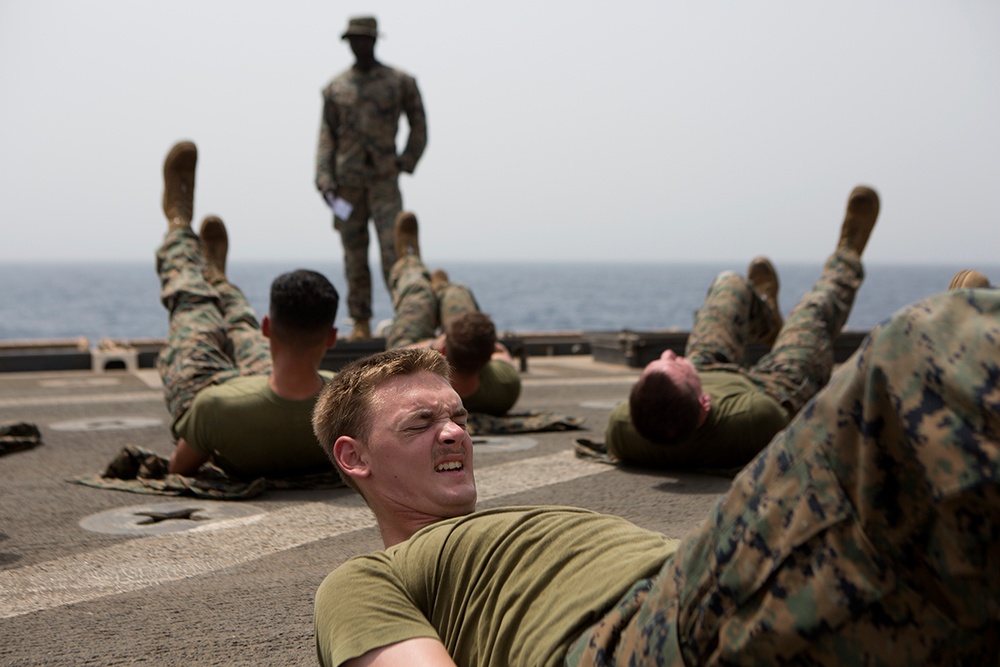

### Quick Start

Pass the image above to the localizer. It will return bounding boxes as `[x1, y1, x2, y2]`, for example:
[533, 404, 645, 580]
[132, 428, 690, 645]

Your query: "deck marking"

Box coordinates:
[0, 450, 607, 619]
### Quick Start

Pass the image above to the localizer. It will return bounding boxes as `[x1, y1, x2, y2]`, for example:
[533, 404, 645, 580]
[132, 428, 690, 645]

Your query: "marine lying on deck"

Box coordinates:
[383, 210, 521, 417]
[606, 185, 880, 471]
[156, 141, 340, 479]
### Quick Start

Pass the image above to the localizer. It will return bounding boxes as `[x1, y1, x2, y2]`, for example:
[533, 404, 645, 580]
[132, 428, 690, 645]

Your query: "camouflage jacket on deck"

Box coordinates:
[315, 63, 427, 192]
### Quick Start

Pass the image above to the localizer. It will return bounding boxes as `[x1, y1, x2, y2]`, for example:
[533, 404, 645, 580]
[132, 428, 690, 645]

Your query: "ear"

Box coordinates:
[333, 436, 371, 481]
[261, 315, 272, 339]
[325, 327, 338, 349]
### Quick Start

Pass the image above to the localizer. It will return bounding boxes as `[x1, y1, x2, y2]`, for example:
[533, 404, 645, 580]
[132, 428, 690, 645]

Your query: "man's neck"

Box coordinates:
[378, 513, 438, 549]
[268, 354, 325, 400]
[353, 58, 379, 73]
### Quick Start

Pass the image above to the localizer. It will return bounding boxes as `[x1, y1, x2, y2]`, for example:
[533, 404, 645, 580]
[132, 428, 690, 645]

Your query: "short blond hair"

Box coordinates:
[312, 347, 451, 491]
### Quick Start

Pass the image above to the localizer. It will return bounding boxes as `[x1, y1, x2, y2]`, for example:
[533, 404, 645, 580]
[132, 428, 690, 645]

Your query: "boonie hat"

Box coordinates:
[342, 16, 378, 39]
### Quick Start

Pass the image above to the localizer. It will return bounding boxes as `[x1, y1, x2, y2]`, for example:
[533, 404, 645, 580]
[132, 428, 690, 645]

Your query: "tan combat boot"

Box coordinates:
[837, 186, 880, 256]
[348, 318, 371, 341]
[162, 141, 197, 228]
[430, 269, 450, 294]
[948, 269, 991, 290]
[747, 256, 783, 346]
[199, 215, 228, 278]
[394, 211, 420, 259]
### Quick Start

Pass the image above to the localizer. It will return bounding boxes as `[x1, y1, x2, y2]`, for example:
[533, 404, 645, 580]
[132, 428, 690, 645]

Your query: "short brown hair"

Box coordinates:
[444, 312, 496, 375]
[312, 347, 451, 491]
[628, 370, 702, 445]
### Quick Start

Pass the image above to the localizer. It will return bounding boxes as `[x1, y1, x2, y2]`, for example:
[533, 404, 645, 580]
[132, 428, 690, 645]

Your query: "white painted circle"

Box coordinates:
[80, 501, 265, 535]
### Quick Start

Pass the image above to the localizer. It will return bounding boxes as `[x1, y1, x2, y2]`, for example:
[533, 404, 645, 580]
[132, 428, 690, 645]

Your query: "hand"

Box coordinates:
[322, 188, 337, 208]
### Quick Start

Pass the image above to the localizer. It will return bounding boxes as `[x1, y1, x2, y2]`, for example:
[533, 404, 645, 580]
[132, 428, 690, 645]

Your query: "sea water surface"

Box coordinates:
[2, 260, 997, 342]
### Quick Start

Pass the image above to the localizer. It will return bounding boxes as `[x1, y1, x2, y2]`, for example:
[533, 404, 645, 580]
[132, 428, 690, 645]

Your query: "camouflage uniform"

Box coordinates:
[155, 226, 270, 429]
[569, 287, 1000, 664]
[315, 63, 427, 324]
[385, 254, 479, 348]
[688, 246, 863, 417]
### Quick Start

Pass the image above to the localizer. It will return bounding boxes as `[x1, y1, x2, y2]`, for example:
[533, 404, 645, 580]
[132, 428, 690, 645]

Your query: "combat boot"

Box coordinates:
[394, 211, 420, 259]
[948, 269, 991, 290]
[199, 215, 229, 278]
[348, 318, 371, 341]
[430, 269, 450, 294]
[837, 186, 880, 256]
[162, 141, 197, 228]
[747, 256, 783, 346]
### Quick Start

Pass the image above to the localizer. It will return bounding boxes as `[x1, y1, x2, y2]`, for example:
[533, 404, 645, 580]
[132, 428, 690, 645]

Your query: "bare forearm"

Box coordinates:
[168, 437, 209, 475]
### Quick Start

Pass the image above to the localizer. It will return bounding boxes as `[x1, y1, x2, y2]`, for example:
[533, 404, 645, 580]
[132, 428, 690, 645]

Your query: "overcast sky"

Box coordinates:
[2, 0, 998, 266]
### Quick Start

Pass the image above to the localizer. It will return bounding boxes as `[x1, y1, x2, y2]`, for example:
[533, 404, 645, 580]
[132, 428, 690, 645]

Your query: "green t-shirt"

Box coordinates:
[605, 370, 789, 470]
[462, 359, 521, 416]
[314, 506, 678, 667]
[175, 372, 335, 478]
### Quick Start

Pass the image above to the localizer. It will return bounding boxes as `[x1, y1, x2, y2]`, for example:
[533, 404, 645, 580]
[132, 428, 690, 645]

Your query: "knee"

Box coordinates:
[707, 270, 751, 298]
[713, 270, 746, 289]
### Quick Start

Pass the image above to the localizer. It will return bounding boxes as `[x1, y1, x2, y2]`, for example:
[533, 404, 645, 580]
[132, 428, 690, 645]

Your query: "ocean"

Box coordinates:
[1, 260, 996, 342]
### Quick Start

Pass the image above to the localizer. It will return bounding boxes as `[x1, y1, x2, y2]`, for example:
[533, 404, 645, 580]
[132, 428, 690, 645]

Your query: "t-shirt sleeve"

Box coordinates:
[604, 401, 643, 460]
[709, 390, 789, 463]
[314, 554, 440, 667]
[173, 390, 219, 455]
[462, 359, 521, 416]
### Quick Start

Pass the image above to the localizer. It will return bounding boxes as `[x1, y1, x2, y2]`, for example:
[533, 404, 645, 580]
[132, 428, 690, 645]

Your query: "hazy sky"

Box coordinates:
[2, 1, 998, 266]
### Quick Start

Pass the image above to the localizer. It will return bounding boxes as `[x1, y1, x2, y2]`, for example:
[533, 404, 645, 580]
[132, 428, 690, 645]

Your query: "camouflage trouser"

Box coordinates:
[686, 247, 863, 416]
[385, 255, 479, 348]
[155, 227, 270, 430]
[333, 175, 403, 322]
[568, 288, 1000, 665]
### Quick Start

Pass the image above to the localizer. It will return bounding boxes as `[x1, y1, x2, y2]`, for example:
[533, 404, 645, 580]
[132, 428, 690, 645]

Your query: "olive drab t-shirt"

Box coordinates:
[462, 359, 521, 416]
[314, 506, 678, 667]
[175, 372, 335, 478]
[605, 370, 790, 470]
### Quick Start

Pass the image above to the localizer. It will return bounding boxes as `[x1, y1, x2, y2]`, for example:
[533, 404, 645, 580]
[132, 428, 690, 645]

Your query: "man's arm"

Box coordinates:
[168, 437, 209, 475]
[316, 93, 339, 199]
[342, 638, 456, 667]
[396, 75, 426, 173]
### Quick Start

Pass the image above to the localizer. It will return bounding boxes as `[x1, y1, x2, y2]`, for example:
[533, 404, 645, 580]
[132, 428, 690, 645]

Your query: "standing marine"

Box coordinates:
[315, 15, 428, 341]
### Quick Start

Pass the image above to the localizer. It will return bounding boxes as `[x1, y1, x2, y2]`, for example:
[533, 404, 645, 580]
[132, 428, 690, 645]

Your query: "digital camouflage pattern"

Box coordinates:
[0, 421, 42, 456]
[315, 64, 426, 192]
[155, 227, 270, 428]
[73, 445, 344, 500]
[385, 254, 437, 347]
[438, 280, 480, 330]
[385, 255, 480, 349]
[316, 63, 427, 322]
[687, 247, 863, 416]
[334, 180, 403, 321]
[568, 288, 1000, 665]
[465, 411, 584, 436]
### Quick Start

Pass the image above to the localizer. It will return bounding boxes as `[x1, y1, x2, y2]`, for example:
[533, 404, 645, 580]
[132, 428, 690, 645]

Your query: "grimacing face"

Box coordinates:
[359, 371, 477, 520]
